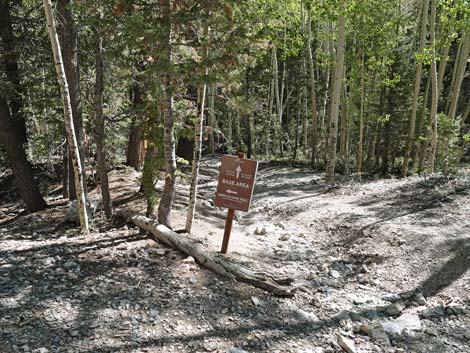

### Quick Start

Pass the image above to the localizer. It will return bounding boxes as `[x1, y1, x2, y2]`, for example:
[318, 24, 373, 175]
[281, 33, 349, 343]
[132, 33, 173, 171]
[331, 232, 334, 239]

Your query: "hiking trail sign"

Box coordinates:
[215, 154, 258, 212]
[215, 153, 258, 253]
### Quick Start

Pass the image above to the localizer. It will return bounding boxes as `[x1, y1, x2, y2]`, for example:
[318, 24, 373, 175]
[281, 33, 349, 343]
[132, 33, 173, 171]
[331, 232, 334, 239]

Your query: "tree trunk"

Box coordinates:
[94, 29, 113, 219]
[306, 9, 318, 166]
[185, 21, 209, 233]
[118, 209, 296, 297]
[414, 76, 430, 171]
[0, 97, 47, 212]
[207, 85, 215, 155]
[402, 0, 428, 177]
[43, 0, 88, 232]
[426, 0, 438, 175]
[447, 31, 470, 121]
[340, 81, 349, 162]
[127, 63, 146, 170]
[326, 0, 346, 184]
[0, 0, 27, 142]
[357, 44, 365, 174]
[157, 0, 176, 227]
[57, 0, 87, 200]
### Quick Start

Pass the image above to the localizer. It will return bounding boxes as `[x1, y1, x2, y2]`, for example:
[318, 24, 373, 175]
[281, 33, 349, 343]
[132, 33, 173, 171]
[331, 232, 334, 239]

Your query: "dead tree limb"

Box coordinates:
[117, 209, 296, 297]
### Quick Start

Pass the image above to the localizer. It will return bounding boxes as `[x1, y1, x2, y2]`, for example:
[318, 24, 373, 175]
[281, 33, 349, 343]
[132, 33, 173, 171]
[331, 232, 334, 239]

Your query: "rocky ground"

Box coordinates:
[0, 158, 469, 353]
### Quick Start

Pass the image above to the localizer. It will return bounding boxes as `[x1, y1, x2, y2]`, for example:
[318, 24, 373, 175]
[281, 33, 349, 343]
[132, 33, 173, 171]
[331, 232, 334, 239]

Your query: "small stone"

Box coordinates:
[33, 349, 49, 353]
[154, 249, 167, 256]
[254, 227, 267, 235]
[330, 269, 341, 279]
[349, 312, 365, 322]
[275, 222, 286, 229]
[414, 293, 426, 305]
[336, 310, 351, 322]
[337, 335, 357, 353]
[384, 302, 405, 316]
[21, 345, 30, 352]
[279, 234, 290, 241]
[421, 305, 445, 319]
[70, 330, 79, 337]
[251, 297, 261, 306]
[425, 328, 438, 337]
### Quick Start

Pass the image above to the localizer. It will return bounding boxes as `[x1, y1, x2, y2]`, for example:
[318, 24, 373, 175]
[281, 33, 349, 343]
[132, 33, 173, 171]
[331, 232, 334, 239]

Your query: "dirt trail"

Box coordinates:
[0, 158, 469, 353]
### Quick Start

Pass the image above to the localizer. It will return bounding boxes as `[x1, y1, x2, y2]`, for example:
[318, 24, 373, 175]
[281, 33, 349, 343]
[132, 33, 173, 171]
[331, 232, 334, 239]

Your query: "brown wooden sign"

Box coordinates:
[215, 154, 258, 212]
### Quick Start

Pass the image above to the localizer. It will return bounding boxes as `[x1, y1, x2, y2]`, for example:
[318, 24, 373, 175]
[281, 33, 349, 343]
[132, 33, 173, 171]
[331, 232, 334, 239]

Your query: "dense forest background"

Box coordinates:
[1, 0, 469, 230]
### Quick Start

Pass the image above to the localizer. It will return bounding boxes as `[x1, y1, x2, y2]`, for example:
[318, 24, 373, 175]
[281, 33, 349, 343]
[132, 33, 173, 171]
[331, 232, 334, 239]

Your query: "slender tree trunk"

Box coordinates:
[266, 79, 274, 157]
[340, 81, 349, 162]
[414, 76, 430, 171]
[326, 0, 346, 184]
[157, 0, 176, 227]
[426, 0, 438, 174]
[306, 9, 318, 166]
[402, 0, 428, 177]
[437, 42, 450, 96]
[357, 44, 365, 174]
[447, 31, 470, 121]
[207, 85, 215, 155]
[43, 0, 88, 232]
[57, 0, 87, 200]
[94, 29, 113, 219]
[186, 22, 208, 233]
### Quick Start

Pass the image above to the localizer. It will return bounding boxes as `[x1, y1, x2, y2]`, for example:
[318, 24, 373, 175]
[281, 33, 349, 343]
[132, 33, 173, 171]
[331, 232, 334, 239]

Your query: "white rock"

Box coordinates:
[251, 296, 261, 306]
[229, 348, 250, 353]
[337, 335, 357, 353]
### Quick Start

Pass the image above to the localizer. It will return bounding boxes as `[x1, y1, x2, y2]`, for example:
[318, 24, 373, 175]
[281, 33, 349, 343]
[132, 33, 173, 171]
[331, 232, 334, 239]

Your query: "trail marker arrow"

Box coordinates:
[235, 165, 242, 179]
[226, 189, 237, 195]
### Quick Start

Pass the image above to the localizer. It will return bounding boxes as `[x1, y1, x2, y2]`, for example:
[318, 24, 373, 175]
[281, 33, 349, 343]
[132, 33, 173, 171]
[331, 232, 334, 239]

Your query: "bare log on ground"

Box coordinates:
[117, 209, 296, 297]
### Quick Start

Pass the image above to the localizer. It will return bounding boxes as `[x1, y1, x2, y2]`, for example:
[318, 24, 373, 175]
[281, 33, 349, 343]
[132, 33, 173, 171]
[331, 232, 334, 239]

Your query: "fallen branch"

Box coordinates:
[116, 208, 296, 297]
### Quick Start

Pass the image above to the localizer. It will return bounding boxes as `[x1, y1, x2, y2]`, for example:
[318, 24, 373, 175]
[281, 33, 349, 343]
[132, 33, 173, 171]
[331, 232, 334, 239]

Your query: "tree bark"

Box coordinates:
[357, 44, 365, 174]
[447, 31, 470, 121]
[0, 0, 27, 142]
[94, 28, 113, 219]
[306, 9, 318, 166]
[186, 21, 209, 233]
[157, 0, 176, 227]
[207, 85, 215, 155]
[326, 0, 346, 184]
[118, 209, 296, 297]
[402, 0, 428, 177]
[0, 97, 47, 212]
[426, 0, 438, 175]
[43, 0, 88, 232]
[57, 0, 87, 200]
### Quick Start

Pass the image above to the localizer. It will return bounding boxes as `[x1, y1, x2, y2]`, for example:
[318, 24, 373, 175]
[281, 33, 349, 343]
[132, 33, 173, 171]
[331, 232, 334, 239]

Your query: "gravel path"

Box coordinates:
[1, 160, 469, 352]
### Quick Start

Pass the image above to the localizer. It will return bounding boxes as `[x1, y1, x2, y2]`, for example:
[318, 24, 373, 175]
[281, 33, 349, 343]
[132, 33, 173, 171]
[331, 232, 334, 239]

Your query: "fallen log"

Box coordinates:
[117, 208, 297, 297]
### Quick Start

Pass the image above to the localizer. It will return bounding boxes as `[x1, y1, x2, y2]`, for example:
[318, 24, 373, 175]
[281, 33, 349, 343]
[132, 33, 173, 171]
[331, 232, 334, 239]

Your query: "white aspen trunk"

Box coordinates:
[306, 9, 318, 165]
[426, 0, 438, 174]
[402, 0, 428, 177]
[43, 0, 88, 232]
[357, 44, 365, 174]
[448, 31, 470, 121]
[326, 0, 346, 184]
[185, 23, 209, 233]
[437, 42, 450, 95]
[414, 76, 430, 171]
[208, 85, 215, 155]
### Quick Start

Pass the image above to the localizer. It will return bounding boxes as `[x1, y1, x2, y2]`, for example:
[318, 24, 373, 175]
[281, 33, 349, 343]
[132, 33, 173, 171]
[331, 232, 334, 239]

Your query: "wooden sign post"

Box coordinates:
[215, 152, 258, 254]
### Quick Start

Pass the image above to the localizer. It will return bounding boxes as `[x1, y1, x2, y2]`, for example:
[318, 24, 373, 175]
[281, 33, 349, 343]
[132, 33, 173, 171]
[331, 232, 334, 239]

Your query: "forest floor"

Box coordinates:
[1, 157, 470, 353]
